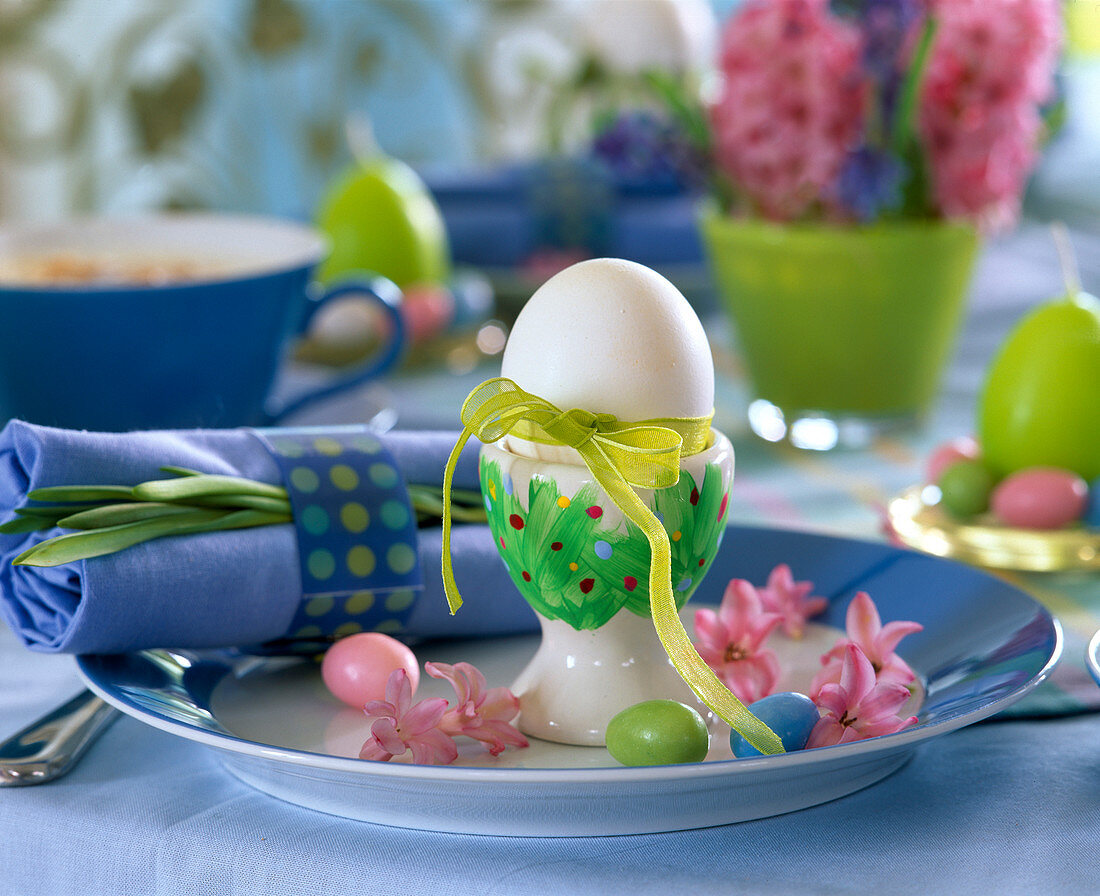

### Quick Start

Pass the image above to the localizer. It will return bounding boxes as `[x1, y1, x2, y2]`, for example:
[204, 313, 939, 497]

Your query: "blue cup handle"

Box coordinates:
[263, 273, 406, 424]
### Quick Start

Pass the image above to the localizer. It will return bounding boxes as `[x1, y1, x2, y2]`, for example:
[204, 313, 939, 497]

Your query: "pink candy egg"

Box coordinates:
[402, 285, 455, 342]
[926, 436, 981, 483]
[321, 632, 420, 707]
[990, 467, 1088, 530]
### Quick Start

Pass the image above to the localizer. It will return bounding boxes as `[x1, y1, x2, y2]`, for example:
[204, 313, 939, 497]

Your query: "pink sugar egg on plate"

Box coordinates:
[926, 436, 981, 483]
[402, 284, 455, 342]
[991, 467, 1088, 530]
[321, 632, 420, 707]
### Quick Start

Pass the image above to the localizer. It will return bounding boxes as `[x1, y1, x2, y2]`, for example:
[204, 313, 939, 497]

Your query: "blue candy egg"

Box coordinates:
[730, 692, 819, 758]
[1086, 478, 1100, 529]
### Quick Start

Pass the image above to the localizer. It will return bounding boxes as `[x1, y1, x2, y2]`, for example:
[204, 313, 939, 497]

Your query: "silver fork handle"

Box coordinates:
[0, 688, 120, 786]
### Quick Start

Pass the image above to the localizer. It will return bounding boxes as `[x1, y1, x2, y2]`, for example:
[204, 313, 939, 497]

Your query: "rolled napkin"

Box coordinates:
[0, 420, 535, 654]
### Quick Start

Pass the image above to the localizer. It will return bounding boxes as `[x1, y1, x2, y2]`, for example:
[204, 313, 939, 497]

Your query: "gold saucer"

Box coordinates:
[887, 485, 1100, 573]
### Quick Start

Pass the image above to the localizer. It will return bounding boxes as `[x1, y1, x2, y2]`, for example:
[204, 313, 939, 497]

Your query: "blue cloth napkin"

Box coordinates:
[0, 421, 536, 654]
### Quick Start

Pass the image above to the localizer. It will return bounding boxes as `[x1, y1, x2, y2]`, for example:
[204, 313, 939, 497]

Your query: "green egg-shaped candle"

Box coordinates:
[316, 141, 450, 288]
[977, 292, 1100, 481]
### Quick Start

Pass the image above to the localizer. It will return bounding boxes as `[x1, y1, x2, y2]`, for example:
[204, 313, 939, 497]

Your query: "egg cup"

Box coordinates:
[479, 431, 735, 746]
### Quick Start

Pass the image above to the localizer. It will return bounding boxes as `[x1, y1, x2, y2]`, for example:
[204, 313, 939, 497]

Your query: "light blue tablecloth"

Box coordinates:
[1, 221, 1098, 895]
[2, 636, 1097, 896]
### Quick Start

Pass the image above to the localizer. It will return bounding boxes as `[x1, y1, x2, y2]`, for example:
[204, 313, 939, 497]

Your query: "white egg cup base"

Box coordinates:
[512, 608, 709, 746]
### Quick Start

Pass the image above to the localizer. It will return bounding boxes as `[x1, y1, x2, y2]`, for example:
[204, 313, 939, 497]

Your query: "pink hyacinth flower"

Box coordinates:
[709, 0, 866, 222]
[694, 578, 784, 704]
[359, 668, 459, 765]
[808, 644, 918, 748]
[757, 563, 828, 639]
[426, 661, 528, 757]
[918, 0, 1061, 232]
[811, 591, 923, 699]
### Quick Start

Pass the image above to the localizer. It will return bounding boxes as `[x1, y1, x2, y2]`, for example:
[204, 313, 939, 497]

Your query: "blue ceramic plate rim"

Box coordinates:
[1087, 630, 1100, 688]
[77, 525, 1062, 786]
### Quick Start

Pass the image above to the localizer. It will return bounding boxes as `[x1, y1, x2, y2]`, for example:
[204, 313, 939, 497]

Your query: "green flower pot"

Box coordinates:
[700, 209, 979, 449]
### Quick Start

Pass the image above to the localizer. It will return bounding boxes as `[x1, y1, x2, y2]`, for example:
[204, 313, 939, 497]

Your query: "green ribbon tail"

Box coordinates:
[579, 443, 785, 756]
[441, 428, 473, 615]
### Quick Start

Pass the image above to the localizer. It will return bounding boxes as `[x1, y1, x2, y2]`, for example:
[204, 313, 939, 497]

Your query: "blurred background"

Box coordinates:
[0, 0, 723, 219]
[0, 0, 1097, 433]
[0, 0, 1095, 220]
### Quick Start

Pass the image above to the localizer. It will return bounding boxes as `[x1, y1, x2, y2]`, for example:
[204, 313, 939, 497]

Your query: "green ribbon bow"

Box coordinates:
[441, 377, 784, 756]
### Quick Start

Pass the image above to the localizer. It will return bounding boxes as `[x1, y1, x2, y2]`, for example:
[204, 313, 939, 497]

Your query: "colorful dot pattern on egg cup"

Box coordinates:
[253, 427, 421, 648]
[480, 456, 730, 631]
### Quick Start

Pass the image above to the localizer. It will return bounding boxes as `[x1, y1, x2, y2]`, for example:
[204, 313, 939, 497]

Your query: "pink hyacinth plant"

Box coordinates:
[757, 563, 828, 638]
[694, 577, 784, 704]
[359, 663, 527, 765]
[706, 0, 1061, 231]
[808, 643, 919, 747]
[426, 661, 529, 757]
[918, 0, 1063, 231]
[709, 0, 866, 222]
[359, 668, 459, 765]
[811, 590, 923, 698]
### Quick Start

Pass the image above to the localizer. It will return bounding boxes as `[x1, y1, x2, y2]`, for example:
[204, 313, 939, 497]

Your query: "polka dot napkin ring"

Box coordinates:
[253, 427, 422, 644]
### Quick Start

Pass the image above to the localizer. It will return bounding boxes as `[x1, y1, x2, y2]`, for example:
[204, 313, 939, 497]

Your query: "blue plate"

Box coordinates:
[78, 526, 1061, 836]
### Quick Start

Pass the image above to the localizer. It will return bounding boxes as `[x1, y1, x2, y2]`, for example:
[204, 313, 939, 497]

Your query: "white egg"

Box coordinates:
[500, 258, 713, 462]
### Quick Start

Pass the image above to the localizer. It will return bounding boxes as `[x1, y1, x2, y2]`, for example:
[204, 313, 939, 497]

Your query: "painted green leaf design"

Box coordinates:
[480, 457, 731, 631]
[619, 462, 730, 618]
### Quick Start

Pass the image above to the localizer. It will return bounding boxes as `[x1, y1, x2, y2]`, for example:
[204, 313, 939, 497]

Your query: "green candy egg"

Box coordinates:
[605, 699, 710, 766]
[938, 459, 996, 519]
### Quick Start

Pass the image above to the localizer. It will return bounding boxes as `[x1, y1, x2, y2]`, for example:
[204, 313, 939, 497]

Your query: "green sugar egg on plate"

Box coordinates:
[937, 459, 996, 519]
[605, 700, 710, 767]
[978, 292, 1100, 481]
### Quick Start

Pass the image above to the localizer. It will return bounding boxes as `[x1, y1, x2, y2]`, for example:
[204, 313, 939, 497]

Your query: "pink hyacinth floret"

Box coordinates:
[757, 563, 828, 639]
[359, 668, 459, 765]
[426, 661, 529, 757]
[918, 0, 1061, 232]
[694, 577, 784, 704]
[359, 663, 528, 765]
[810, 590, 923, 699]
[709, 0, 866, 222]
[808, 644, 918, 748]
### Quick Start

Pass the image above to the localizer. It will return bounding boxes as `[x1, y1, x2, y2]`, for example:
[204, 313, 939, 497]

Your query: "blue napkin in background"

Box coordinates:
[0, 421, 536, 654]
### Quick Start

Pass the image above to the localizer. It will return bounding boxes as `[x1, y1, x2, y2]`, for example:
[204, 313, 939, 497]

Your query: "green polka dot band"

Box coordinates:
[253, 427, 421, 639]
